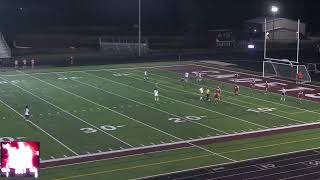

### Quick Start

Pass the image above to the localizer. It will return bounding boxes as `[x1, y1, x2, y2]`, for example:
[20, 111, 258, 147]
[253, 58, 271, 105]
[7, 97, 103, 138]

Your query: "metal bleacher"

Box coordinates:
[0, 32, 11, 59]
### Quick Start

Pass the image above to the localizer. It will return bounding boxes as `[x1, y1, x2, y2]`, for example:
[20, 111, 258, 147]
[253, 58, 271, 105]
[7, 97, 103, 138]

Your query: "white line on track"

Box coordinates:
[2, 73, 134, 149]
[242, 162, 320, 180]
[65, 72, 228, 135]
[281, 171, 320, 180]
[0, 94, 79, 156]
[133, 146, 320, 180]
[109, 72, 267, 129]
[179, 156, 320, 180]
[19, 71, 235, 162]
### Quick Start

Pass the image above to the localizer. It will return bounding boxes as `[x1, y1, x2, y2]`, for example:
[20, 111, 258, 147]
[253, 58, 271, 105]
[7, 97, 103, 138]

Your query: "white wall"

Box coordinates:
[270, 29, 298, 40]
[263, 18, 306, 35]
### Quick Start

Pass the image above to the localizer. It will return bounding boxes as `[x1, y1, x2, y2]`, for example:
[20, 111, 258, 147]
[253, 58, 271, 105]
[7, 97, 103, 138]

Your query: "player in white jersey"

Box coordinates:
[184, 72, 189, 82]
[24, 105, 30, 120]
[144, 71, 148, 80]
[198, 72, 202, 82]
[154, 88, 159, 102]
[280, 87, 286, 101]
[199, 87, 204, 100]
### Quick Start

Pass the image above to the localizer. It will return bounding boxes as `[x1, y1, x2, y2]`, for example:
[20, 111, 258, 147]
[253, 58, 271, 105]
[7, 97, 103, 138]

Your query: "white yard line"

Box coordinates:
[68, 71, 228, 135]
[1, 74, 134, 149]
[41, 124, 320, 171]
[94, 71, 267, 129]
[0, 97, 79, 156]
[135, 71, 305, 124]
[19, 71, 235, 162]
[193, 64, 320, 109]
[155, 65, 320, 116]
[42, 121, 320, 164]
[143, 69, 293, 116]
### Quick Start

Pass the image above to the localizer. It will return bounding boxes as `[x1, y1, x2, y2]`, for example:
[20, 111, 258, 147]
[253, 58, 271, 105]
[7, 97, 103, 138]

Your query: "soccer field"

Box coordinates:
[1, 61, 320, 179]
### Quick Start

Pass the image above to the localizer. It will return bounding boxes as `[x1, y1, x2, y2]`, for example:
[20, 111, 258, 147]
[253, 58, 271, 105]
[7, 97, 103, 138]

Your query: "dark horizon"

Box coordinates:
[0, 0, 319, 34]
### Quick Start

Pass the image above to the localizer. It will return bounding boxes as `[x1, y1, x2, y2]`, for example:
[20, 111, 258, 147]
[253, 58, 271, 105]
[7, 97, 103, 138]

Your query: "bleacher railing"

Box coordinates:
[0, 32, 11, 58]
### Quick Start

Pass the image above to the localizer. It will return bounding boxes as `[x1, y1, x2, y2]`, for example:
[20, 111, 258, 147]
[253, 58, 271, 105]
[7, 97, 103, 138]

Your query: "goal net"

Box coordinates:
[263, 59, 311, 84]
[307, 63, 320, 74]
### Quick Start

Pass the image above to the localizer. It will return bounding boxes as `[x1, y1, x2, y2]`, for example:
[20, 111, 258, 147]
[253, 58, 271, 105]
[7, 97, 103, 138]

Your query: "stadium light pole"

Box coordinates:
[297, 19, 300, 63]
[271, 6, 279, 40]
[138, 0, 141, 57]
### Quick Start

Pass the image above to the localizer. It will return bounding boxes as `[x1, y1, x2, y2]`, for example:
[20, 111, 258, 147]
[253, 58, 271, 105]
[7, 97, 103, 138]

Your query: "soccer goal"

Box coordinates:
[263, 59, 311, 83]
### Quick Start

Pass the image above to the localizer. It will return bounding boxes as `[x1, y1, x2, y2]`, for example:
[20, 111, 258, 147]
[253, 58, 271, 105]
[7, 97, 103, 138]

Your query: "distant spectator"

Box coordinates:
[70, 56, 74, 65]
[14, 60, 18, 69]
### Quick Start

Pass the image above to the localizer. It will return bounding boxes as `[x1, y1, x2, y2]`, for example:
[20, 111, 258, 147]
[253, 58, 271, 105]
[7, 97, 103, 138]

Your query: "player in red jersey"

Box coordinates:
[234, 85, 240, 95]
[213, 91, 221, 104]
[250, 78, 256, 89]
[297, 71, 304, 84]
[298, 91, 304, 103]
[216, 86, 221, 95]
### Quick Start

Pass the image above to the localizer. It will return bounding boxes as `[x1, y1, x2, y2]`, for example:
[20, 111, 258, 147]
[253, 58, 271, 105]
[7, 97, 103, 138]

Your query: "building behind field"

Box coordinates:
[245, 17, 306, 40]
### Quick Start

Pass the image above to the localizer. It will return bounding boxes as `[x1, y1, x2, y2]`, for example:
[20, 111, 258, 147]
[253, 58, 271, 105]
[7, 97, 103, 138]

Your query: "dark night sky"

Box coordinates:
[0, 0, 319, 34]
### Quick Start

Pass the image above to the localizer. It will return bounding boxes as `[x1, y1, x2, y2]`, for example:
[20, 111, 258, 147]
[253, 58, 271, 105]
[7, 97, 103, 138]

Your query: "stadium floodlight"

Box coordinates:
[248, 44, 255, 49]
[271, 6, 279, 13]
